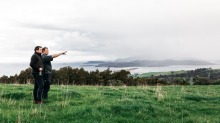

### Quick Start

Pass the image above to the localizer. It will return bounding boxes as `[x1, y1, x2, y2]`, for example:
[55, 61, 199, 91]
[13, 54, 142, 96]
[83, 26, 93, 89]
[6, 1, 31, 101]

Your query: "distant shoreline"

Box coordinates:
[1, 62, 220, 77]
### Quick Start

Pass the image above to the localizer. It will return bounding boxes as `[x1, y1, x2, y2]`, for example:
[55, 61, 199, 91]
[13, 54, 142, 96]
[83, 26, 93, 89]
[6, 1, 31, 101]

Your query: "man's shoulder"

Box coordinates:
[42, 54, 52, 58]
[42, 54, 53, 62]
[31, 53, 38, 58]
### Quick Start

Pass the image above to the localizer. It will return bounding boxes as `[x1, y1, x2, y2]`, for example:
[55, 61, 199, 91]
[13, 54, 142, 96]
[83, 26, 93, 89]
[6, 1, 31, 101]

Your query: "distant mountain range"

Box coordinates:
[84, 59, 215, 68]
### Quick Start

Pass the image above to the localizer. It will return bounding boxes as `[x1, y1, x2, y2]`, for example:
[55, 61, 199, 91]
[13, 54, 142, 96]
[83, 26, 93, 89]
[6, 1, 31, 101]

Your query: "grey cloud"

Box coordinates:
[1, 0, 220, 63]
[19, 22, 85, 33]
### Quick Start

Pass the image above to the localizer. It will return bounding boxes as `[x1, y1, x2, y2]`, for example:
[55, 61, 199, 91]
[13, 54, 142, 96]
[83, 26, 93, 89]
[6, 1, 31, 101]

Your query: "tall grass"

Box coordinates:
[0, 84, 220, 122]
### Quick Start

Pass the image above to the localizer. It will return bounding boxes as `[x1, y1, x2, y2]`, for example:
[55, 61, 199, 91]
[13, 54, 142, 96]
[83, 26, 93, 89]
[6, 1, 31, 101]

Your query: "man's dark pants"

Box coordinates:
[32, 73, 44, 101]
[43, 73, 51, 99]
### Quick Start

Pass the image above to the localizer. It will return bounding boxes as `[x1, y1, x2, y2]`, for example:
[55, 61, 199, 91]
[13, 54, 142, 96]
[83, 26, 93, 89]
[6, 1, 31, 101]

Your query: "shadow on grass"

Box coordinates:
[103, 92, 122, 98]
[62, 91, 82, 98]
[184, 95, 220, 102]
[111, 104, 157, 118]
[1, 93, 28, 100]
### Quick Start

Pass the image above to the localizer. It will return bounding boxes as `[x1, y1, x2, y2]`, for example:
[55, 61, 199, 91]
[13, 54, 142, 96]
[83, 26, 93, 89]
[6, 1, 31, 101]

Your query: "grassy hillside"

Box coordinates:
[136, 68, 220, 78]
[0, 84, 220, 122]
[136, 70, 186, 78]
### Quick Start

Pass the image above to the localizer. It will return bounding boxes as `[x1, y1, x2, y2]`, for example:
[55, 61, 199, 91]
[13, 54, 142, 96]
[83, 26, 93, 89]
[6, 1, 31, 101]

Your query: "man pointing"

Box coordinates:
[42, 47, 67, 100]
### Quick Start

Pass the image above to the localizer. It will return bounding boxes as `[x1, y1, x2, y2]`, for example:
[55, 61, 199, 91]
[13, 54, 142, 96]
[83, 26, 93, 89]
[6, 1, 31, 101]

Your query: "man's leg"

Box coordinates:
[33, 74, 38, 103]
[34, 74, 44, 102]
[43, 73, 51, 99]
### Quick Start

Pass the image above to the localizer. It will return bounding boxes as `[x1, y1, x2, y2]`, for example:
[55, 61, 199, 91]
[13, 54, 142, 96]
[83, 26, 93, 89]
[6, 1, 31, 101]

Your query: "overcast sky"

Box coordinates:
[1, 0, 220, 63]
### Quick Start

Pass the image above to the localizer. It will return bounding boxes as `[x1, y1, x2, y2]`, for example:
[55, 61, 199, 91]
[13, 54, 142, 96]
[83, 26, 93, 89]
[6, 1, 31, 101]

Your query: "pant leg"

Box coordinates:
[33, 77, 38, 101]
[33, 73, 44, 101]
[43, 73, 51, 99]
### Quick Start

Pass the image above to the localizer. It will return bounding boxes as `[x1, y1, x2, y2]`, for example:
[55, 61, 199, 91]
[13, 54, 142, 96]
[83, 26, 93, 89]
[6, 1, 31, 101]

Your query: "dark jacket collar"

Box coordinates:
[35, 52, 42, 56]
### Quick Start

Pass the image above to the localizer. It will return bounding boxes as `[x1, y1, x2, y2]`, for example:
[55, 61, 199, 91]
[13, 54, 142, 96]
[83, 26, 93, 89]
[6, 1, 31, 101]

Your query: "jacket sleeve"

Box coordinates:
[30, 55, 41, 69]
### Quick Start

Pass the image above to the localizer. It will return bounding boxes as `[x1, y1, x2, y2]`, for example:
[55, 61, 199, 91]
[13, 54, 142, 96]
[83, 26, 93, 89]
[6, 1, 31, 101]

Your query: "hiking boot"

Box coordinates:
[37, 100, 43, 104]
[33, 100, 38, 104]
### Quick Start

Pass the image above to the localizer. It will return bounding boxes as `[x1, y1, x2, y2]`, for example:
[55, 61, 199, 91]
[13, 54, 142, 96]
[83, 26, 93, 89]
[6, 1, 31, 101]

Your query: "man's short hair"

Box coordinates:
[34, 46, 42, 52]
[42, 47, 48, 52]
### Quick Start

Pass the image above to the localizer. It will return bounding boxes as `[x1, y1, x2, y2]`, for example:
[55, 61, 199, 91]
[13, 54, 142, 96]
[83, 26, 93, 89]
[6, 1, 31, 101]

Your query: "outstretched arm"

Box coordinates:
[52, 51, 67, 58]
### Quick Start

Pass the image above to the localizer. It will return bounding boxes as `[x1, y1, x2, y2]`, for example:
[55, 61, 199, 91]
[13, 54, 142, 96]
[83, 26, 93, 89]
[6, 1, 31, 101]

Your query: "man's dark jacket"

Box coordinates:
[30, 52, 44, 73]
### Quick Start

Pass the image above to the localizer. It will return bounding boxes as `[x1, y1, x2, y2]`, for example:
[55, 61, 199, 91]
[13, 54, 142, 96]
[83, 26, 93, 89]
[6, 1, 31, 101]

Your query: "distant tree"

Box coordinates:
[88, 69, 101, 85]
[100, 68, 112, 86]
[56, 66, 73, 85]
[171, 78, 189, 85]
[193, 77, 209, 85]
[112, 70, 130, 82]
[0, 75, 9, 84]
[17, 68, 32, 84]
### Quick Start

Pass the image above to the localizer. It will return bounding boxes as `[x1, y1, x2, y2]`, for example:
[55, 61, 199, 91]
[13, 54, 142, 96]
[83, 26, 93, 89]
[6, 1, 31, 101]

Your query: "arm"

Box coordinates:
[52, 51, 67, 58]
[30, 55, 43, 71]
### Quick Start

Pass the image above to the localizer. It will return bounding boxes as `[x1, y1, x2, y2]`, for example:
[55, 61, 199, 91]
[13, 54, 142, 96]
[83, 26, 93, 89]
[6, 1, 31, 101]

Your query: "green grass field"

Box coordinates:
[0, 84, 220, 122]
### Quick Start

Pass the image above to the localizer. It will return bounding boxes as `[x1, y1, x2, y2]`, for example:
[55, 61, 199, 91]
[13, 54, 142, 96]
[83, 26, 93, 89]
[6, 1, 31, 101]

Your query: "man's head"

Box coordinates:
[34, 46, 42, 54]
[42, 47, 49, 55]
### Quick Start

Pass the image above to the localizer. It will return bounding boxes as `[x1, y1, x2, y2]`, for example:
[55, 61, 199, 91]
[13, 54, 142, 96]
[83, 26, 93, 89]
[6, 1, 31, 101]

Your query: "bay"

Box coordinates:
[1, 63, 220, 76]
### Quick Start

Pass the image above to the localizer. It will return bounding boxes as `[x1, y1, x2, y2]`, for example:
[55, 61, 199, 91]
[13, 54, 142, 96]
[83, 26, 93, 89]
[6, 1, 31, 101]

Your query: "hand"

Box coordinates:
[62, 51, 67, 55]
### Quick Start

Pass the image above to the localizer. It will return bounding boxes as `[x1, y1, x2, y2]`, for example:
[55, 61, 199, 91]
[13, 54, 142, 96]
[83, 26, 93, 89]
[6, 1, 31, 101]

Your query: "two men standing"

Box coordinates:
[30, 46, 67, 104]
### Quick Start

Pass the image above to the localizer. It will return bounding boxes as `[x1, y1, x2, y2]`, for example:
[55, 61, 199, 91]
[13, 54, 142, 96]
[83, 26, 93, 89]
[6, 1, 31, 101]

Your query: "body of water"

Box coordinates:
[1, 63, 220, 76]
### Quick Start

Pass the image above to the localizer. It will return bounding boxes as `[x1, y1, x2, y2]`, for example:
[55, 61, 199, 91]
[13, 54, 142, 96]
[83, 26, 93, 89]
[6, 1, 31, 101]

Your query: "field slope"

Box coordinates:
[0, 84, 220, 122]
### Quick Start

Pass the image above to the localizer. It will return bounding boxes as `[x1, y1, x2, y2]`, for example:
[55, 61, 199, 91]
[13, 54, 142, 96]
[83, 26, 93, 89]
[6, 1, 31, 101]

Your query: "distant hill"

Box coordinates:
[82, 61, 107, 66]
[84, 61, 106, 65]
[95, 60, 215, 68]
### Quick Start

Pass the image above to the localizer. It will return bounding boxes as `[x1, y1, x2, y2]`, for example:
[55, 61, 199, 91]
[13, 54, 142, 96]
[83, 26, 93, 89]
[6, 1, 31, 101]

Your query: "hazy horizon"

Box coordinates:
[1, 62, 220, 77]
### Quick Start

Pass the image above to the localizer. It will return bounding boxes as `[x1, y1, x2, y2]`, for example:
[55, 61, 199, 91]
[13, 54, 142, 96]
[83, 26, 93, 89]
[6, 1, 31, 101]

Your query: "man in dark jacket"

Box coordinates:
[42, 47, 67, 99]
[30, 46, 44, 104]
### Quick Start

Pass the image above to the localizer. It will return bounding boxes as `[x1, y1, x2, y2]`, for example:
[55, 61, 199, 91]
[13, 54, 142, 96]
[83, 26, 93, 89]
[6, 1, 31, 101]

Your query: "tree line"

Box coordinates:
[1, 67, 220, 86]
[156, 68, 220, 85]
[0, 67, 132, 86]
